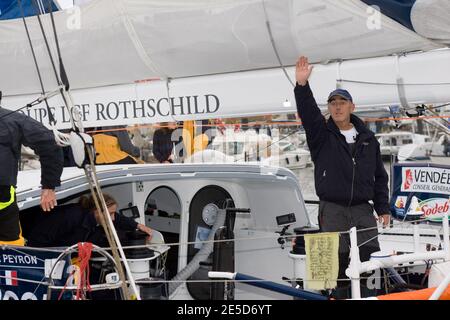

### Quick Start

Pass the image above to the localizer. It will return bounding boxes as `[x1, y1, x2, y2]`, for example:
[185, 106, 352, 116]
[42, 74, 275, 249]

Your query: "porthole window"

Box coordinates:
[144, 186, 181, 219]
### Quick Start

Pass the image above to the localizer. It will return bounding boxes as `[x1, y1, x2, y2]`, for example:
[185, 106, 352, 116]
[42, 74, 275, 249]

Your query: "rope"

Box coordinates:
[13, 0, 139, 301]
[30, 0, 62, 88]
[16, 0, 56, 126]
[83, 156, 132, 299]
[0, 266, 421, 288]
[48, 0, 69, 90]
[356, 216, 440, 248]
[83, 216, 437, 252]
[262, 0, 295, 88]
[75, 242, 93, 300]
[0, 219, 441, 296]
[58, 269, 76, 300]
[81, 113, 450, 136]
[0, 274, 50, 286]
[130, 268, 415, 284]
[0, 245, 68, 253]
[338, 79, 450, 87]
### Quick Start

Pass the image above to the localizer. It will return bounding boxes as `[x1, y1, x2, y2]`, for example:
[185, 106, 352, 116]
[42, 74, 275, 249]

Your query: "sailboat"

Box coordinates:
[0, 0, 450, 300]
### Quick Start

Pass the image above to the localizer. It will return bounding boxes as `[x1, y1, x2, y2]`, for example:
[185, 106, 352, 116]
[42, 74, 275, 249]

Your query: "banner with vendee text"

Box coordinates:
[390, 163, 450, 222]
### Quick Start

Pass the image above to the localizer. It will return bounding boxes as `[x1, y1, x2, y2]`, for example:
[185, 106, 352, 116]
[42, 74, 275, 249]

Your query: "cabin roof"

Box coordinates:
[17, 163, 301, 209]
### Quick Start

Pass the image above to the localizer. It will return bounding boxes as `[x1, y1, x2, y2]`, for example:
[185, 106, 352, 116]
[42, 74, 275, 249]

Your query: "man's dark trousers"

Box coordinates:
[319, 201, 380, 298]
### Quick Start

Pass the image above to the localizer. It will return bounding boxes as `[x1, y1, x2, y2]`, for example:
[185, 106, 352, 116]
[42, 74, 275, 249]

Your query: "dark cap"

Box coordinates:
[327, 88, 353, 103]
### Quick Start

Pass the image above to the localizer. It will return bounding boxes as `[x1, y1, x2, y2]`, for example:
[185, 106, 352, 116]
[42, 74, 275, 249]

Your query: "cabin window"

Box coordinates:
[145, 187, 181, 219]
[144, 186, 181, 279]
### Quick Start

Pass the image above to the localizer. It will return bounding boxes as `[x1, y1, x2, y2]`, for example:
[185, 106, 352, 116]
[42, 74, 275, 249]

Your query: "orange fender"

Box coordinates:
[377, 286, 450, 300]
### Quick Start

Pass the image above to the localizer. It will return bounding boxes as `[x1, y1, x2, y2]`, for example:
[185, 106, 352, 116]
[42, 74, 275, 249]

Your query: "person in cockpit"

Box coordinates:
[26, 193, 152, 248]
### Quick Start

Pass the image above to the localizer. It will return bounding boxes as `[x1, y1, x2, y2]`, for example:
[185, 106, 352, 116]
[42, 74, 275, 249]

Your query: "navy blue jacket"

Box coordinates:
[152, 128, 174, 163]
[26, 203, 139, 247]
[295, 82, 390, 215]
[0, 107, 63, 188]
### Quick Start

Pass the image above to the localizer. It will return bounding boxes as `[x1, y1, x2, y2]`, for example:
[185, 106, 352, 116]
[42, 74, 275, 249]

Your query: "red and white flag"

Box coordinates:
[4, 270, 18, 286]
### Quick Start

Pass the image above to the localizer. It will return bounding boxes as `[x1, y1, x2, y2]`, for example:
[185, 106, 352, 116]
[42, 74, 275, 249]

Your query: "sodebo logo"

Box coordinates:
[419, 198, 449, 220]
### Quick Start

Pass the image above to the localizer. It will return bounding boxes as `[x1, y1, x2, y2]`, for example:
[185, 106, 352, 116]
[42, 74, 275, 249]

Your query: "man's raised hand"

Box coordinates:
[295, 56, 313, 86]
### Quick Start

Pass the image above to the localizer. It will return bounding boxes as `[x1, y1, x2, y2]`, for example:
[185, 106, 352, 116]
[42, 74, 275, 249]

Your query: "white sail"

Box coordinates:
[3, 48, 450, 129]
[0, 0, 449, 128]
[0, 0, 443, 95]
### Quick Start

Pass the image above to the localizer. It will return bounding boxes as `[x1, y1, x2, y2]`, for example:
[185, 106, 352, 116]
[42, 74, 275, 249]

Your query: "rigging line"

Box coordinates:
[421, 118, 450, 136]
[48, 0, 70, 91]
[0, 271, 414, 289]
[13, 4, 131, 301]
[39, 0, 46, 14]
[0, 103, 36, 121]
[16, 0, 56, 126]
[0, 86, 64, 122]
[425, 106, 450, 126]
[338, 79, 450, 86]
[262, 0, 295, 88]
[356, 219, 443, 249]
[20, 5, 128, 296]
[37, 0, 45, 14]
[365, 114, 450, 123]
[164, 78, 179, 124]
[399, 102, 450, 113]
[46, 0, 78, 133]
[32, 275, 49, 296]
[133, 270, 415, 284]
[83, 112, 450, 135]
[31, 0, 74, 128]
[0, 244, 64, 253]
[30, 0, 61, 87]
[83, 166, 131, 298]
[6, 247, 47, 263]
[85, 121, 302, 134]
[104, 217, 437, 250]
[28, 0, 75, 134]
[431, 103, 450, 111]
[34, 2, 132, 298]
[84, 150, 139, 299]
[0, 274, 50, 286]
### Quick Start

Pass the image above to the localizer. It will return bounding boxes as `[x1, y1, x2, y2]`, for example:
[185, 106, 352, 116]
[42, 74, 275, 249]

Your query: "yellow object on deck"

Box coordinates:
[304, 232, 339, 290]
[93, 134, 130, 164]
[0, 236, 25, 247]
[182, 121, 209, 157]
[181, 121, 195, 157]
[0, 226, 25, 247]
[194, 133, 209, 153]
